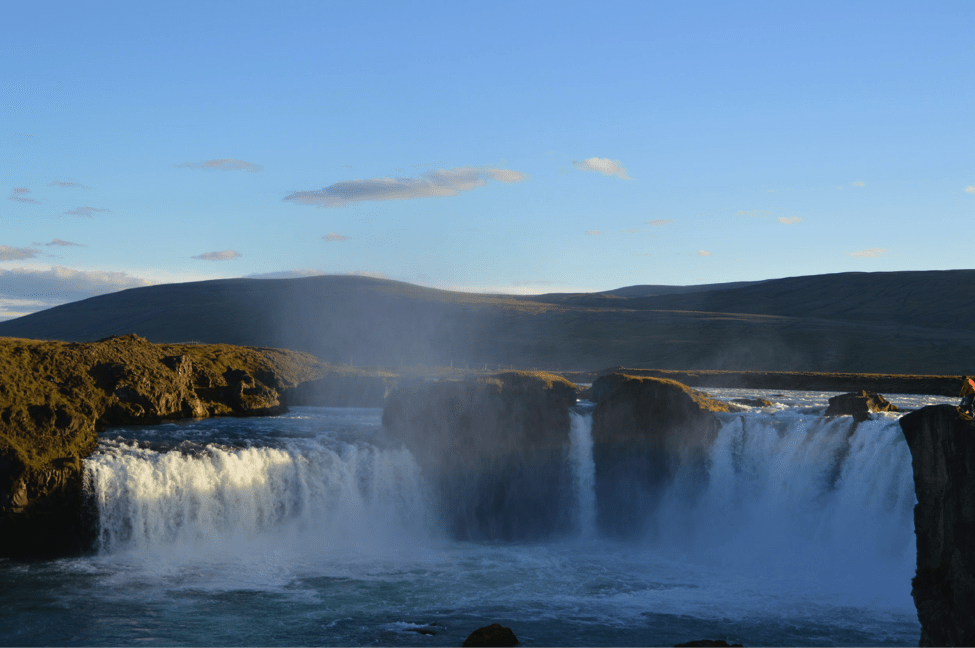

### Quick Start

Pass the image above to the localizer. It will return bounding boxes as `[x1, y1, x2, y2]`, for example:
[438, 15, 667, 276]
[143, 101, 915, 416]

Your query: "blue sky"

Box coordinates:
[2, 0, 973, 320]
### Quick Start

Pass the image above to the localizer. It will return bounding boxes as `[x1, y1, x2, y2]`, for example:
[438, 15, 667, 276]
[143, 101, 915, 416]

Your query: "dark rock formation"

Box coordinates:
[0, 334, 322, 558]
[900, 404, 975, 646]
[674, 641, 744, 647]
[382, 371, 576, 540]
[591, 374, 741, 535]
[825, 390, 899, 422]
[463, 623, 519, 647]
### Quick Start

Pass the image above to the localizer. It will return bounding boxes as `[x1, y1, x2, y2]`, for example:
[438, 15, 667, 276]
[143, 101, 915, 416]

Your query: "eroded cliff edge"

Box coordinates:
[383, 371, 577, 540]
[0, 334, 323, 558]
[899, 404, 975, 647]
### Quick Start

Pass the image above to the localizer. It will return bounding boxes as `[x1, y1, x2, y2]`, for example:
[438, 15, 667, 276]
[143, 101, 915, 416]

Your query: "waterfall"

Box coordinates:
[568, 406, 596, 538]
[85, 436, 430, 555]
[645, 410, 917, 602]
[84, 406, 917, 596]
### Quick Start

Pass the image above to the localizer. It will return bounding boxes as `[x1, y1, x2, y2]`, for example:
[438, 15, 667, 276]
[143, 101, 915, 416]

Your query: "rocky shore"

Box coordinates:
[0, 334, 323, 558]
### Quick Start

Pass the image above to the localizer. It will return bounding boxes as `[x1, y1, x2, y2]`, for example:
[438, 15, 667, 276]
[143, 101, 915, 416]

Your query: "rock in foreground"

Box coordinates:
[463, 623, 519, 647]
[900, 404, 975, 646]
[0, 335, 322, 558]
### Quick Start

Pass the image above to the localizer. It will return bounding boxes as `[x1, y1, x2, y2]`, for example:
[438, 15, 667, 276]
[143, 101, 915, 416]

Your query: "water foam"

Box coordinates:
[86, 435, 431, 557]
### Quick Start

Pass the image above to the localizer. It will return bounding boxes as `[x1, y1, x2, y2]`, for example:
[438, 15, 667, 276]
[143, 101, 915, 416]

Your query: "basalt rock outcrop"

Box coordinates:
[382, 371, 577, 540]
[825, 390, 899, 423]
[899, 404, 975, 646]
[590, 374, 742, 535]
[0, 334, 322, 558]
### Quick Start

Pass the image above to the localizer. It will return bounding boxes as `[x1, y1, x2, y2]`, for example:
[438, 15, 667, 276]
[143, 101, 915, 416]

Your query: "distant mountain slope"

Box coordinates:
[525, 280, 763, 304]
[613, 270, 975, 330]
[1, 271, 973, 374]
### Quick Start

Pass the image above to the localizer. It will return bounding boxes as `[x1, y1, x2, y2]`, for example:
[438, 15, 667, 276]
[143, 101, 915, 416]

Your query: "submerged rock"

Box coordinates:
[825, 390, 899, 422]
[462, 623, 519, 647]
[0, 334, 322, 558]
[590, 374, 741, 535]
[900, 404, 975, 646]
[382, 371, 576, 540]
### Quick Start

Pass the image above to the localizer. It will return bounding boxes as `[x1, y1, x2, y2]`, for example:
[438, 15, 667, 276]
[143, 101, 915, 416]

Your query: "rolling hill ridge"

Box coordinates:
[1, 271, 973, 374]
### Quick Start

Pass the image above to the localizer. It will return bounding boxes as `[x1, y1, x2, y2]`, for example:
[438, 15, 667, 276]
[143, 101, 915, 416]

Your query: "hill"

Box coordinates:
[0, 271, 973, 374]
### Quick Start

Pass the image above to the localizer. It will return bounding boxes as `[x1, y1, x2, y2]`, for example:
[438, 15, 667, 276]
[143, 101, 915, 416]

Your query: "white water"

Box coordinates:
[87, 432, 431, 558]
[86, 404, 917, 607]
[656, 411, 916, 606]
[568, 407, 597, 538]
[3, 398, 930, 646]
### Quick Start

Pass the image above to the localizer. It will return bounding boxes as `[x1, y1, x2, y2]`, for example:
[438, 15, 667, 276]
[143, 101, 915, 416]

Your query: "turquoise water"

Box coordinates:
[0, 396, 931, 646]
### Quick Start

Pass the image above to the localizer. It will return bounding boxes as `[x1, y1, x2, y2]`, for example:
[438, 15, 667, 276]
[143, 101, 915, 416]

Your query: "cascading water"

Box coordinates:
[568, 405, 597, 538]
[651, 409, 917, 606]
[3, 396, 935, 646]
[85, 415, 432, 558]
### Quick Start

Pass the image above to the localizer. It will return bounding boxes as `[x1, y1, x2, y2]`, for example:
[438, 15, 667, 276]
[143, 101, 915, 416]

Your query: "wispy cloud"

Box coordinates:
[584, 230, 602, 236]
[852, 181, 866, 187]
[736, 210, 771, 218]
[0, 266, 154, 321]
[45, 238, 85, 247]
[647, 219, 672, 226]
[64, 206, 110, 217]
[9, 188, 39, 203]
[49, 180, 90, 189]
[176, 159, 264, 172]
[192, 249, 242, 261]
[697, 250, 712, 257]
[965, 185, 975, 194]
[0, 245, 40, 261]
[572, 157, 630, 180]
[778, 217, 802, 224]
[284, 166, 527, 208]
[849, 248, 886, 258]
[323, 233, 350, 242]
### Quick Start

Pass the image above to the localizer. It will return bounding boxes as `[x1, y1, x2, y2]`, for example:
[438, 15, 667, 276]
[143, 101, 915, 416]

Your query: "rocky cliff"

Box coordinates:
[590, 374, 741, 535]
[382, 371, 577, 540]
[899, 404, 975, 646]
[0, 334, 323, 558]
